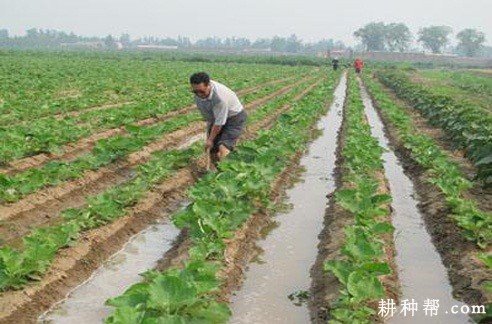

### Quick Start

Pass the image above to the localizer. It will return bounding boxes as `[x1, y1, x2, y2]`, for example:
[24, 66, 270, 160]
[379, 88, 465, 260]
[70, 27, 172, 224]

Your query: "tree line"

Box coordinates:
[1, 25, 488, 57]
[354, 22, 487, 57]
[0, 28, 345, 54]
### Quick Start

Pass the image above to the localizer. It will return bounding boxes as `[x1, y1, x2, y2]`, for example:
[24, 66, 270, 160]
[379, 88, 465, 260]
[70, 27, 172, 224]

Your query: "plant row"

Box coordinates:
[362, 74, 491, 292]
[0, 77, 316, 204]
[0, 51, 310, 123]
[0, 68, 309, 164]
[417, 69, 492, 104]
[103, 73, 341, 323]
[375, 69, 492, 185]
[324, 73, 395, 323]
[363, 74, 492, 249]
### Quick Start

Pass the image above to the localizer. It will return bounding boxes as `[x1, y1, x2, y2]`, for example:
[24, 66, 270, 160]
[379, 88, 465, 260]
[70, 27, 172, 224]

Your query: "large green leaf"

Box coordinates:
[147, 275, 197, 313]
[324, 260, 354, 285]
[104, 306, 145, 324]
[347, 270, 385, 302]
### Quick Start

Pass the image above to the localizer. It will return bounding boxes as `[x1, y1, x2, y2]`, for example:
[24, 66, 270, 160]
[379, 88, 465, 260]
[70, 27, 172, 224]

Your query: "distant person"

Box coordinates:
[354, 58, 364, 74]
[331, 57, 340, 71]
[190, 72, 247, 165]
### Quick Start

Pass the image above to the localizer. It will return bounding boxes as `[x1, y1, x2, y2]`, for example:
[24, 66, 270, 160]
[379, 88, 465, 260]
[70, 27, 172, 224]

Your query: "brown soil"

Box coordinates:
[364, 77, 492, 308]
[0, 76, 295, 176]
[0, 78, 314, 246]
[0, 77, 319, 324]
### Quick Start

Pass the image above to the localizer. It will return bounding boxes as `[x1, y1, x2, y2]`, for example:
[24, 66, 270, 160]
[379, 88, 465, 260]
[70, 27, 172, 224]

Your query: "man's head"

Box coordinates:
[190, 72, 211, 99]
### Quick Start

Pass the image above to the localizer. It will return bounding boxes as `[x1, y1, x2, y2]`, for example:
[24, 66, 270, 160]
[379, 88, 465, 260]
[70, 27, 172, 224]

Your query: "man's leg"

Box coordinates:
[217, 144, 231, 160]
[209, 150, 218, 165]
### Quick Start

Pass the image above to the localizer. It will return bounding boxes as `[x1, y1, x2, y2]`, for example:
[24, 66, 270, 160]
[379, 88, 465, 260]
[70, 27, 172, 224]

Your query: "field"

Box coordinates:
[0, 51, 490, 323]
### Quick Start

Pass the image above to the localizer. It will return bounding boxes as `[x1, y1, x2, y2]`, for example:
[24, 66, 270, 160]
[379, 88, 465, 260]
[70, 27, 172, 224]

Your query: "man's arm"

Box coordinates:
[206, 125, 222, 149]
[206, 101, 227, 149]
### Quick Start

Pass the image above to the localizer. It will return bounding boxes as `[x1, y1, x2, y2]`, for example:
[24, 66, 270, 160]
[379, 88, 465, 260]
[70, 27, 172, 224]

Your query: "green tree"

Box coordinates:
[456, 28, 486, 57]
[418, 25, 453, 54]
[285, 34, 302, 53]
[104, 34, 116, 48]
[119, 33, 131, 46]
[385, 23, 412, 52]
[252, 38, 271, 49]
[354, 22, 386, 51]
[0, 29, 8, 39]
[270, 36, 287, 52]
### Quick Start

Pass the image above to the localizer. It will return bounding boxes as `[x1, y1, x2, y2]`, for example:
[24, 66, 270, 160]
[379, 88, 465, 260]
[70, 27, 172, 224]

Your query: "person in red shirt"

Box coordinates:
[354, 58, 364, 74]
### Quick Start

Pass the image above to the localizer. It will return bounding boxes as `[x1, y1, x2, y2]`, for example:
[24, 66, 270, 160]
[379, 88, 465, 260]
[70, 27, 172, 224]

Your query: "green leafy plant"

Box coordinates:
[323, 73, 394, 323]
[363, 72, 492, 249]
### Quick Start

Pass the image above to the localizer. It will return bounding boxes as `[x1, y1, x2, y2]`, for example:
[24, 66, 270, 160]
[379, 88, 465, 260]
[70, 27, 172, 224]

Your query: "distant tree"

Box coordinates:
[479, 46, 492, 58]
[270, 36, 287, 52]
[456, 28, 486, 57]
[222, 37, 250, 49]
[195, 37, 222, 48]
[0, 29, 9, 39]
[303, 39, 337, 53]
[119, 33, 131, 46]
[418, 26, 452, 53]
[354, 22, 386, 51]
[26, 28, 39, 38]
[385, 23, 412, 52]
[104, 34, 116, 48]
[285, 34, 301, 53]
[252, 38, 271, 49]
[177, 36, 191, 48]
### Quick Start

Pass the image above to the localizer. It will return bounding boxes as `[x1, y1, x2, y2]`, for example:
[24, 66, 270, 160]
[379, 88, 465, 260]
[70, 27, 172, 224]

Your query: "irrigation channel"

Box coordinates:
[38, 216, 182, 323]
[358, 78, 470, 323]
[229, 73, 347, 323]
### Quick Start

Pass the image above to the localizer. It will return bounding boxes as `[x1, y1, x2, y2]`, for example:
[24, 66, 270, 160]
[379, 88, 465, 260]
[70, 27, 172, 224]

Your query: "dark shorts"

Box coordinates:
[208, 110, 247, 152]
[355, 68, 362, 73]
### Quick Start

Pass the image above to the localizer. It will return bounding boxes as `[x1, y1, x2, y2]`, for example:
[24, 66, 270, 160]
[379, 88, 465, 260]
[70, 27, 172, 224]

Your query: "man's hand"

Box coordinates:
[206, 125, 222, 151]
[205, 138, 214, 151]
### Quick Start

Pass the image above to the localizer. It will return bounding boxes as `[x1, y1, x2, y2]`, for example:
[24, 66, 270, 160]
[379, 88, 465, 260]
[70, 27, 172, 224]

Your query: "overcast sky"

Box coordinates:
[1, 0, 491, 46]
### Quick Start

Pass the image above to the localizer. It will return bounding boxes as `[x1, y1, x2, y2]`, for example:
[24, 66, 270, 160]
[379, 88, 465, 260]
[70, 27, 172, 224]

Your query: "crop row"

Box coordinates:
[0, 51, 310, 123]
[0, 66, 309, 164]
[0, 77, 314, 204]
[362, 75, 491, 267]
[0, 75, 324, 292]
[323, 73, 396, 323]
[102, 73, 341, 323]
[416, 69, 492, 106]
[375, 69, 492, 185]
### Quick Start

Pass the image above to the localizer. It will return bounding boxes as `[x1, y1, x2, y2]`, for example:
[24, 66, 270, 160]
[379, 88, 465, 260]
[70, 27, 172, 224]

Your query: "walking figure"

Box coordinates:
[354, 58, 364, 74]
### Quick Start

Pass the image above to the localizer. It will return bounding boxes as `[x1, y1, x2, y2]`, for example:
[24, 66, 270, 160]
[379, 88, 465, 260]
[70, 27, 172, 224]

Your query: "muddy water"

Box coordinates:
[358, 78, 470, 323]
[229, 72, 347, 324]
[38, 211, 184, 324]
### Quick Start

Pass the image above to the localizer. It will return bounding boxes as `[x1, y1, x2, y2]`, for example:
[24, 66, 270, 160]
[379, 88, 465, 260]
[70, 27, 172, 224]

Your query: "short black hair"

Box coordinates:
[190, 72, 210, 85]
